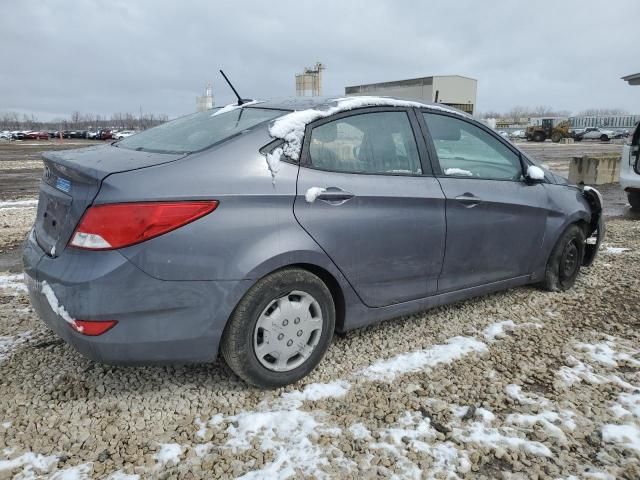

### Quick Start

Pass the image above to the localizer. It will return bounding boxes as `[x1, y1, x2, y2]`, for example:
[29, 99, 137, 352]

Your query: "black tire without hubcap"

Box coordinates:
[539, 224, 586, 292]
[220, 268, 335, 388]
[628, 191, 640, 211]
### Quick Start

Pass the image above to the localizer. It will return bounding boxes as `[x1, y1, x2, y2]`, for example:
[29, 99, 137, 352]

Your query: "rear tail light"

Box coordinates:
[69, 201, 218, 250]
[70, 319, 118, 336]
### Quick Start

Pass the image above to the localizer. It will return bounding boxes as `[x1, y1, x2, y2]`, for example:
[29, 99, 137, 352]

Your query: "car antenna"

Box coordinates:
[219, 69, 251, 106]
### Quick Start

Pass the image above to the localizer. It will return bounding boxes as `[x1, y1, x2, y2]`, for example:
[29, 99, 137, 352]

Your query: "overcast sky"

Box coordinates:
[1, 0, 639, 120]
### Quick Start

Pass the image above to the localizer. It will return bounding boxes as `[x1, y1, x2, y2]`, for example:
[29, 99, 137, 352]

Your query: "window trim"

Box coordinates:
[299, 106, 434, 177]
[417, 109, 543, 183]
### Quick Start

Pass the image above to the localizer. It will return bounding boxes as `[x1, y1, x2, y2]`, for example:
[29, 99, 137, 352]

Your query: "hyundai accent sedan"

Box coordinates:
[23, 96, 604, 388]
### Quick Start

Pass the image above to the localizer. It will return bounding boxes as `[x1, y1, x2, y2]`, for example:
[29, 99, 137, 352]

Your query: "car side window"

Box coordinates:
[308, 111, 422, 175]
[423, 113, 522, 181]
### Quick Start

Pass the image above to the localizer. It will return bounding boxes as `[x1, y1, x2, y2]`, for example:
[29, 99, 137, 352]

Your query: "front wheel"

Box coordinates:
[600, 135, 609, 142]
[539, 224, 586, 292]
[221, 268, 335, 388]
[628, 191, 640, 211]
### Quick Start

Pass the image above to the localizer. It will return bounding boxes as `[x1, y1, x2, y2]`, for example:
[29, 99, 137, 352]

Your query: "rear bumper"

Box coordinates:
[23, 233, 250, 364]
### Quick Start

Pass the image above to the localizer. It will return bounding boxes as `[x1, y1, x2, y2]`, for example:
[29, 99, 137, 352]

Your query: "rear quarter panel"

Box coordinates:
[94, 128, 338, 282]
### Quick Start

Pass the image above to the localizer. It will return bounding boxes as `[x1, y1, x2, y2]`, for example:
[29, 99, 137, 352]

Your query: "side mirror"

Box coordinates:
[525, 165, 546, 182]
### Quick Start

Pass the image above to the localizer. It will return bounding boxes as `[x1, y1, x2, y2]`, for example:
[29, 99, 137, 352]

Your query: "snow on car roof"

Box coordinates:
[263, 95, 468, 162]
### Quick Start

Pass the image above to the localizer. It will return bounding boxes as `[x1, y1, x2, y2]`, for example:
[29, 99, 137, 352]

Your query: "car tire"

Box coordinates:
[551, 132, 562, 143]
[628, 191, 640, 211]
[600, 134, 609, 142]
[539, 224, 586, 292]
[220, 268, 335, 388]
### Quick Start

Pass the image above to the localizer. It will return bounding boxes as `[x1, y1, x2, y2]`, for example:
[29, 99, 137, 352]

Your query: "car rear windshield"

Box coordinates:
[116, 107, 284, 154]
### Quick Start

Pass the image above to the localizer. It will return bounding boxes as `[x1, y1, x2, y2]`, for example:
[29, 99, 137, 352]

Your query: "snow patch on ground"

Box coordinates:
[483, 320, 542, 341]
[359, 336, 487, 382]
[268, 96, 465, 161]
[601, 424, 640, 453]
[0, 199, 38, 210]
[195, 413, 223, 439]
[604, 246, 630, 254]
[0, 451, 58, 477]
[281, 380, 350, 403]
[348, 422, 371, 440]
[154, 443, 182, 465]
[368, 411, 470, 479]
[49, 463, 93, 479]
[0, 273, 27, 294]
[226, 408, 345, 479]
[107, 472, 140, 480]
[0, 331, 32, 363]
[575, 341, 640, 368]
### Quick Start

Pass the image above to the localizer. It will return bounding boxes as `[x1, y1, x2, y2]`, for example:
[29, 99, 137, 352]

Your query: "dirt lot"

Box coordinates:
[0, 140, 639, 479]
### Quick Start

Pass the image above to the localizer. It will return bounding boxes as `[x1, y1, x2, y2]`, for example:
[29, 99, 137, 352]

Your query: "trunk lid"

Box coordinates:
[35, 144, 186, 257]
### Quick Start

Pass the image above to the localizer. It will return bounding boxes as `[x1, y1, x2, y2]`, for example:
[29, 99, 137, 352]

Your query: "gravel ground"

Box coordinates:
[0, 197, 639, 479]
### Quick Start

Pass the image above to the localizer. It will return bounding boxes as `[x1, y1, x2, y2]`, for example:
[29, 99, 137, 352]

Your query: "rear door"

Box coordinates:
[419, 111, 547, 292]
[293, 108, 446, 308]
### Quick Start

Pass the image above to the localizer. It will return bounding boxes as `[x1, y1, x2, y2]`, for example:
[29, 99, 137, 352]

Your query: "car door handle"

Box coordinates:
[313, 187, 355, 205]
[455, 193, 482, 208]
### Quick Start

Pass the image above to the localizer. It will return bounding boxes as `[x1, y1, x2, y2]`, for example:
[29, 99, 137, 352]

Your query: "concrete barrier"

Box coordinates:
[568, 154, 620, 185]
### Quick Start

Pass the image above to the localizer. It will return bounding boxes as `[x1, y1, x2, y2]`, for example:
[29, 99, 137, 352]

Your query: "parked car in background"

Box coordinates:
[575, 127, 616, 142]
[86, 131, 98, 139]
[96, 130, 113, 140]
[24, 97, 604, 388]
[0, 131, 12, 140]
[509, 129, 526, 139]
[24, 131, 50, 140]
[12, 131, 27, 140]
[620, 122, 640, 210]
[114, 130, 136, 139]
[498, 131, 509, 139]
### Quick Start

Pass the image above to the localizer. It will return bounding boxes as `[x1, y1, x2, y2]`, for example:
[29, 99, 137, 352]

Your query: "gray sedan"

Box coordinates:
[23, 96, 603, 387]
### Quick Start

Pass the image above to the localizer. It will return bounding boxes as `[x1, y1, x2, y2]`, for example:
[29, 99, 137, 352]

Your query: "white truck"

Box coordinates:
[620, 123, 640, 210]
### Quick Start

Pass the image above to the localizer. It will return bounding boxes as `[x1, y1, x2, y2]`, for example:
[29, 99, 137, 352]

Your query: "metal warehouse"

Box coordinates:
[569, 115, 640, 129]
[345, 75, 477, 114]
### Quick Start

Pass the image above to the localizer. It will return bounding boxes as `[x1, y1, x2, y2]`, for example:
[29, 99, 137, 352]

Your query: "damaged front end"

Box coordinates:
[581, 186, 604, 267]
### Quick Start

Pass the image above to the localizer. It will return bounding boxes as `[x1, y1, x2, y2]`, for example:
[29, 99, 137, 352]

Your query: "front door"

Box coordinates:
[420, 111, 547, 292]
[294, 108, 446, 308]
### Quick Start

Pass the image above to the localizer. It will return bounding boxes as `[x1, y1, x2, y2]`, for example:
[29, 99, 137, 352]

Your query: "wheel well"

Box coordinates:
[574, 219, 590, 237]
[292, 263, 346, 333]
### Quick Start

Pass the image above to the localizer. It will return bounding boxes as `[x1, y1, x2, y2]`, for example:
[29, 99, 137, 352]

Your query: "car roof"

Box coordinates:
[246, 96, 466, 115]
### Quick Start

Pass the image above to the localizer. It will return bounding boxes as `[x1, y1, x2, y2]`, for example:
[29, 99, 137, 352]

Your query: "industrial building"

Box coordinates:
[196, 83, 214, 112]
[345, 75, 477, 114]
[622, 73, 640, 85]
[295, 63, 326, 96]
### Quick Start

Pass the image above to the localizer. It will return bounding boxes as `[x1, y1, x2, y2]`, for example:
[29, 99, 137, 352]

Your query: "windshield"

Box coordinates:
[116, 107, 284, 154]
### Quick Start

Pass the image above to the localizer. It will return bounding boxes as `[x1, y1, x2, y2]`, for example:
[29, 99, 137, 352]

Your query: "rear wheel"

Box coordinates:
[628, 191, 640, 211]
[551, 132, 562, 143]
[539, 224, 586, 292]
[221, 268, 335, 388]
[600, 134, 609, 142]
[533, 132, 545, 142]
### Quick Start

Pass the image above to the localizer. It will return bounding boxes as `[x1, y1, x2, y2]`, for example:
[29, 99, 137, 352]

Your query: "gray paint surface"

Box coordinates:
[23, 98, 599, 364]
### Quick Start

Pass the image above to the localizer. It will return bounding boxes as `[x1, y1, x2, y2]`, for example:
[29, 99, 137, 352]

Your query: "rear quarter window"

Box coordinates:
[117, 107, 283, 154]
